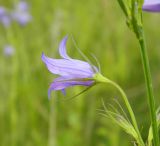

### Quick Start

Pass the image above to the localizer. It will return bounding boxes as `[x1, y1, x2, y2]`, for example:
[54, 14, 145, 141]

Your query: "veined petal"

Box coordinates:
[58, 36, 98, 72]
[48, 76, 94, 97]
[59, 36, 71, 59]
[143, 0, 160, 12]
[42, 53, 94, 77]
[53, 76, 92, 82]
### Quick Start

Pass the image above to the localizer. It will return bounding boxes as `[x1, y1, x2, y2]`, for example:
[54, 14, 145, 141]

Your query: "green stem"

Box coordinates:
[139, 30, 159, 146]
[107, 80, 145, 146]
[94, 73, 144, 145]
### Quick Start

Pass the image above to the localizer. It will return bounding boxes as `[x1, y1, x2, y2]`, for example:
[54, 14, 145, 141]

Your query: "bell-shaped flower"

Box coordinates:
[0, 7, 11, 27]
[42, 36, 99, 98]
[12, 1, 32, 25]
[3, 45, 15, 56]
[143, 0, 160, 12]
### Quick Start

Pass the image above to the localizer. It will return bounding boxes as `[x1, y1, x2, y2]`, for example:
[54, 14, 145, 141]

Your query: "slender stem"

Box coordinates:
[106, 79, 145, 146]
[94, 73, 144, 145]
[139, 30, 159, 146]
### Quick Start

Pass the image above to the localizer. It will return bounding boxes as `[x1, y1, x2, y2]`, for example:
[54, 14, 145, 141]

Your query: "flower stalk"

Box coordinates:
[94, 73, 145, 146]
[107, 80, 145, 145]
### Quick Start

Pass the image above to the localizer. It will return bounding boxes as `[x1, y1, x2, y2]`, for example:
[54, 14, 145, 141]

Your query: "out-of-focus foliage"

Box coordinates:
[0, 0, 160, 146]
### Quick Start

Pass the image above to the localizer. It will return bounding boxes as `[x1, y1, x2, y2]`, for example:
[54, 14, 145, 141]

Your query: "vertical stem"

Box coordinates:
[139, 30, 159, 146]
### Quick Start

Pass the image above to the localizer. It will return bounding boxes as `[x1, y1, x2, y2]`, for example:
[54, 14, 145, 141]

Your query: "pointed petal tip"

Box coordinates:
[61, 89, 66, 95]
[47, 87, 66, 100]
[41, 52, 48, 64]
[41, 52, 45, 61]
[59, 35, 71, 59]
[61, 35, 68, 45]
[60, 35, 68, 45]
[48, 87, 52, 100]
[64, 35, 68, 40]
[41, 52, 45, 59]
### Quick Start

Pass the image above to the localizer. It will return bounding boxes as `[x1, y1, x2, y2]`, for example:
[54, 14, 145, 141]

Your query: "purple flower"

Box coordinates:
[16, 1, 29, 11]
[143, 0, 160, 12]
[42, 36, 99, 98]
[3, 45, 15, 56]
[0, 7, 11, 27]
[12, 1, 32, 25]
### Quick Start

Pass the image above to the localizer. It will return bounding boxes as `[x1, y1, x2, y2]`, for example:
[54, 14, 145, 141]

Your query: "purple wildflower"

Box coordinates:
[42, 36, 99, 98]
[12, 1, 32, 25]
[0, 7, 11, 27]
[16, 1, 29, 11]
[143, 0, 160, 12]
[3, 45, 15, 56]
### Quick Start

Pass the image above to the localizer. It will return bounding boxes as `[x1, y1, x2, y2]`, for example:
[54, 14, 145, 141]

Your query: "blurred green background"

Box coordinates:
[0, 0, 160, 146]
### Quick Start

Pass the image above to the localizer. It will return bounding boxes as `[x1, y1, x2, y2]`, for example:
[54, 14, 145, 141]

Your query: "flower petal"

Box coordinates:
[58, 36, 99, 72]
[0, 7, 11, 27]
[143, 0, 160, 12]
[42, 53, 94, 77]
[48, 76, 94, 98]
[59, 36, 71, 59]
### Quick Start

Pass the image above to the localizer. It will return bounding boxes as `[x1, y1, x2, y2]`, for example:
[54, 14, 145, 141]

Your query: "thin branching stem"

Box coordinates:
[104, 79, 145, 146]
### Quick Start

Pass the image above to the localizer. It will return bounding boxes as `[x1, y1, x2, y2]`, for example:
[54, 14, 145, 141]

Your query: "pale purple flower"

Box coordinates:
[12, 1, 32, 25]
[3, 45, 15, 56]
[42, 36, 98, 98]
[143, 0, 160, 12]
[0, 7, 11, 27]
[16, 1, 29, 11]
